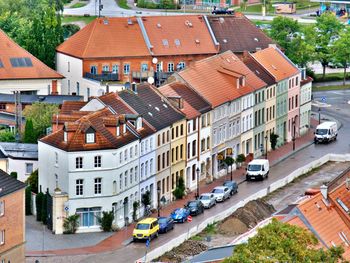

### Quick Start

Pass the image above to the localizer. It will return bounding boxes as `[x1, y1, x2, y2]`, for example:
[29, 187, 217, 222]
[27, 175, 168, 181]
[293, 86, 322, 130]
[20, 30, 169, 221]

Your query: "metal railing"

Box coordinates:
[84, 72, 120, 81]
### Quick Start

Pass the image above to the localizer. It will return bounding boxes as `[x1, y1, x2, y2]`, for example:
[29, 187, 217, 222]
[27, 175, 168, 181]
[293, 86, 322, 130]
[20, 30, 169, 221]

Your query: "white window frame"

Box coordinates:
[94, 178, 102, 195]
[76, 157, 83, 169]
[76, 179, 84, 196]
[0, 201, 4, 217]
[25, 163, 33, 174]
[86, 133, 95, 144]
[94, 156, 102, 168]
[0, 230, 4, 245]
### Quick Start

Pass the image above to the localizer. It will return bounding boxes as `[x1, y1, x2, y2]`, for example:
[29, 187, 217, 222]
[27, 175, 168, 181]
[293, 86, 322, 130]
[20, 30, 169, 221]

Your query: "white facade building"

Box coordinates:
[299, 69, 312, 136]
[240, 93, 254, 156]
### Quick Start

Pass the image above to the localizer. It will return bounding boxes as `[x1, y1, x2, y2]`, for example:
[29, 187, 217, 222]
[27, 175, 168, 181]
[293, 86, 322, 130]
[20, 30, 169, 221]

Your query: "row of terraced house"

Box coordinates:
[37, 14, 312, 233]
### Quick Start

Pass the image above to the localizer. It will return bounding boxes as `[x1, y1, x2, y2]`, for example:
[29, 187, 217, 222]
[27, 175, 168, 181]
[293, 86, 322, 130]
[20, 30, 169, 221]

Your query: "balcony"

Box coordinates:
[84, 72, 120, 82]
[155, 71, 174, 81]
[132, 71, 154, 80]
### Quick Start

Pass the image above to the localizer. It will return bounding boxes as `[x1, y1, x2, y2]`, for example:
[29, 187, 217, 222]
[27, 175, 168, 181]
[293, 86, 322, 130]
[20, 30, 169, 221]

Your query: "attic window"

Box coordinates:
[163, 103, 168, 108]
[223, 39, 227, 43]
[148, 112, 153, 117]
[103, 19, 109, 25]
[157, 23, 162, 28]
[175, 39, 181, 46]
[155, 107, 160, 111]
[0, 59, 3, 68]
[162, 39, 169, 46]
[117, 126, 120, 136]
[254, 37, 259, 42]
[64, 131, 68, 142]
[86, 132, 95, 144]
[10, 57, 33, 67]
[195, 39, 200, 44]
[336, 198, 349, 213]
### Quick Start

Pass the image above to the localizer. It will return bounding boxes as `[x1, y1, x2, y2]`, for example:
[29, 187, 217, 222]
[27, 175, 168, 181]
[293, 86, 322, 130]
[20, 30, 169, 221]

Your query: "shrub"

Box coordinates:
[141, 190, 151, 210]
[173, 176, 185, 200]
[25, 169, 38, 194]
[270, 132, 279, 150]
[25, 186, 32, 215]
[63, 214, 80, 234]
[41, 193, 48, 224]
[97, 211, 115, 232]
[35, 192, 44, 221]
[10, 172, 17, 179]
[236, 154, 246, 166]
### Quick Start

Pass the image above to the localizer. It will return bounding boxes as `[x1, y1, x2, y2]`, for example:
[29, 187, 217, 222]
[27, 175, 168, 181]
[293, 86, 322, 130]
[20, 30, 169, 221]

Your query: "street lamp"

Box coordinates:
[152, 57, 159, 87]
[196, 167, 200, 199]
[157, 186, 161, 217]
[265, 135, 268, 159]
[292, 119, 296, 151]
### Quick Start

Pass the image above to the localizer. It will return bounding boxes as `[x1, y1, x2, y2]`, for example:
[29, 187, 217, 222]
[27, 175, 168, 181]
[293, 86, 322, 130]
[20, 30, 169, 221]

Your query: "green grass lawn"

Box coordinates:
[313, 72, 350, 82]
[70, 2, 88, 8]
[62, 15, 97, 24]
[116, 0, 131, 9]
[312, 85, 350, 91]
[235, 0, 319, 13]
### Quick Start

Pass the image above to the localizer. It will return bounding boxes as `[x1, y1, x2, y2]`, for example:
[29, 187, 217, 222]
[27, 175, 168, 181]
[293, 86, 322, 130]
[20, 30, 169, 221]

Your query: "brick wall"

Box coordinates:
[0, 189, 25, 263]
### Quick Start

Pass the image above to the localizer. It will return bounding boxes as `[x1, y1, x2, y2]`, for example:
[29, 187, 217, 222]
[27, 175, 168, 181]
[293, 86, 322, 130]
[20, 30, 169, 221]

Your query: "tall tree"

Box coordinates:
[315, 12, 344, 79]
[224, 218, 346, 263]
[23, 118, 36, 143]
[332, 28, 350, 85]
[23, 102, 59, 139]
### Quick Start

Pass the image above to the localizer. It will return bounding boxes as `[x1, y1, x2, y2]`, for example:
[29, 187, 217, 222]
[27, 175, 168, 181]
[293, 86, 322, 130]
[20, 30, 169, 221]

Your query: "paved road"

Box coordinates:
[26, 91, 350, 263]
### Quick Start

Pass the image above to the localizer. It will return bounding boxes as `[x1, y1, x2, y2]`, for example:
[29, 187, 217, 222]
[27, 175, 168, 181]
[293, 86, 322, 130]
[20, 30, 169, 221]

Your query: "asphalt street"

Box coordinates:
[26, 91, 350, 263]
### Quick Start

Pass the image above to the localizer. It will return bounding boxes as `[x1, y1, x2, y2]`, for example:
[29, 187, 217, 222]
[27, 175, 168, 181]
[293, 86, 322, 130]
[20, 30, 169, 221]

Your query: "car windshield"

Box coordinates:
[188, 202, 197, 207]
[174, 209, 184, 215]
[316, 129, 328, 135]
[248, 164, 262, 171]
[136, 223, 150, 230]
[200, 195, 209, 200]
[158, 218, 167, 224]
[212, 188, 224, 193]
[223, 182, 232, 187]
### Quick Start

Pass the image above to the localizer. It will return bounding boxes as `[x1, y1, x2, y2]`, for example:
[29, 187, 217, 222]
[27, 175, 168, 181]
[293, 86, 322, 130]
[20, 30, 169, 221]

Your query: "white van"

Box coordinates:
[314, 121, 337, 144]
[246, 159, 270, 181]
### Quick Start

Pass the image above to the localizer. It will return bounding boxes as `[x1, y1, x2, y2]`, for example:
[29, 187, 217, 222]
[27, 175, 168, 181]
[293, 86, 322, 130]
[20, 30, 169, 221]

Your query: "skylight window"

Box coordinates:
[162, 39, 169, 46]
[86, 132, 95, 144]
[163, 103, 168, 108]
[336, 198, 349, 213]
[157, 23, 162, 28]
[155, 107, 160, 111]
[174, 39, 181, 46]
[254, 37, 259, 42]
[10, 57, 33, 67]
[0, 59, 3, 68]
[223, 39, 227, 43]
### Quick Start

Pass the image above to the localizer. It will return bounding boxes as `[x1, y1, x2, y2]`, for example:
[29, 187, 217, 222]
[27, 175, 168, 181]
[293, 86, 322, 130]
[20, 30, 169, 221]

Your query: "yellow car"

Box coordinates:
[133, 217, 160, 241]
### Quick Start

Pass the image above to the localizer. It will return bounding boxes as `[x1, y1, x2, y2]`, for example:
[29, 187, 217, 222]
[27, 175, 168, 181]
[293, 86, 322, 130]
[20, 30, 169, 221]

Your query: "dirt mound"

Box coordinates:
[156, 240, 208, 263]
[218, 199, 275, 236]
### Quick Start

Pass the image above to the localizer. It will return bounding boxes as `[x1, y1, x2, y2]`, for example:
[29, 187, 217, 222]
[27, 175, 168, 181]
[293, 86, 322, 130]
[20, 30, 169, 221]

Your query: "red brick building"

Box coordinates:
[0, 170, 26, 263]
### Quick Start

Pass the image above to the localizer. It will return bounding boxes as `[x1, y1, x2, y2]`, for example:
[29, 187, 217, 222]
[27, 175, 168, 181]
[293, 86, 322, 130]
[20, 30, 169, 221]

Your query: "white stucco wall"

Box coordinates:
[7, 158, 38, 183]
[0, 79, 62, 95]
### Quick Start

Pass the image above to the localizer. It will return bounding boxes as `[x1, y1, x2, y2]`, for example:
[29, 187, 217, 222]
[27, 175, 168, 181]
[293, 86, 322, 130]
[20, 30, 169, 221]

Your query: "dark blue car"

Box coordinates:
[170, 208, 190, 223]
[158, 216, 175, 233]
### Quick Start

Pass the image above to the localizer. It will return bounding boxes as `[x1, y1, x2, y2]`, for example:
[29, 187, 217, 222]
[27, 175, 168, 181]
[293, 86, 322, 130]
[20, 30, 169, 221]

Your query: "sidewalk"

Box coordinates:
[26, 118, 318, 257]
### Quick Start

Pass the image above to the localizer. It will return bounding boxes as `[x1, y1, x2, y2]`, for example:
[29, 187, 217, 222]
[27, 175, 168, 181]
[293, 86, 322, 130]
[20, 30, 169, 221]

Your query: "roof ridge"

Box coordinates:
[82, 19, 99, 58]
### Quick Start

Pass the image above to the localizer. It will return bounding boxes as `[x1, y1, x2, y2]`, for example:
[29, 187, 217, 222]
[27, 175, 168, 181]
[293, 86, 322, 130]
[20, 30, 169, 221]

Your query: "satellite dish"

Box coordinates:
[147, 76, 155, 84]
[152, 57, 158, 64]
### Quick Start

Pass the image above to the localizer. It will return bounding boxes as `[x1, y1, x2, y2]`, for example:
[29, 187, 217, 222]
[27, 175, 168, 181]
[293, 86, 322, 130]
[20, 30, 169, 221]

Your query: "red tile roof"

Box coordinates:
[56, 18, 150, 59]
[60, 101, 87, 114]
[252, 47, 299, 82]
[0, 29, 63, 80]
[141, 15, 218, 56]
[177, 51, 266, 107]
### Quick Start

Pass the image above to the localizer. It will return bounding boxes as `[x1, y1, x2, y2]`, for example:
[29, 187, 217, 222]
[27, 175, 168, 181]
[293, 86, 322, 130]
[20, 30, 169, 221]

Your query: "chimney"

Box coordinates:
[167, 96, 183, 109]
[320, 184, 328, 200]
[51, 80, 58, 95]
[346, 177, 350, 190]
[131, 82, 137, 94]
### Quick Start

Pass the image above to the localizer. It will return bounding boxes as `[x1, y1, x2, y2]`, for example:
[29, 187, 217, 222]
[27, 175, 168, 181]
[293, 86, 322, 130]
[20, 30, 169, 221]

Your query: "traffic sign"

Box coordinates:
[146, 239, 150, 248]
[321, 96, 326, 102]
[187, 215, 192, 222]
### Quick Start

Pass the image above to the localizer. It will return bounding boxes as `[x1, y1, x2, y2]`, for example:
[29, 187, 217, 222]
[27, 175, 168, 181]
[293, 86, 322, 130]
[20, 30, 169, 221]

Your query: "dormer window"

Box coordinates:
[64, 131, 68, 142]
[136, 117, 142, 130]
[123, 124, 126, 134]
[85, 127, 95, 144]
[117, 126, 120, 136]
[86, 133, 95, 144]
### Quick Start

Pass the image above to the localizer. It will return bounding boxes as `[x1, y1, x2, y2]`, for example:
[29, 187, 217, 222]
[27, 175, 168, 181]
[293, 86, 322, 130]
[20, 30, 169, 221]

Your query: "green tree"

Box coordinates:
[270, 132, 279, 150]
[224, 218, 346, 263]
[236, 154, 246, 168]
[314, 12, 344, 79]
[10, 171, 17, 179]
[141, 190, 151, 215]
[0, 130, 15, 142]
[332, 28, 350, 86]
[35, 191, 44, 221]
[173, 176, 185, 200]
[132, 201, 140, 221]
[270, 16, 300, 50]
[23, 119, 36, 143]
[97, 211, 115, 232]
[23, 102, 59, 140]
[25, 169, 38, 194]
[41, 192, 48, 224]
[25, 186, 32, 215]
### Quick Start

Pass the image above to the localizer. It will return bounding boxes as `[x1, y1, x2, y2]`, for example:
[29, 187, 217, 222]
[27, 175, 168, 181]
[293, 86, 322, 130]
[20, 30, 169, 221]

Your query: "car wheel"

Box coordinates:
[156, 231, 159, 238]
[165, 227, 168, 233]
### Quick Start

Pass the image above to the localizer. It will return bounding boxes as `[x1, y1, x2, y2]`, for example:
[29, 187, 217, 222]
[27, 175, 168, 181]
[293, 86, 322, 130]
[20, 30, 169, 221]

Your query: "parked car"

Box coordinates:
[223, 180, 238, 195]
[133, 217, 159, 241]
[199, 193, 216, 209]
[211, 186, 231, 202]
[314, 121, 338, 144]
[170, 208, 190, 223]
[212, 7, 234, 15]
[185, 200, 205, 216]
[158, 216, 174, 233]
[246, 159, 270, 181]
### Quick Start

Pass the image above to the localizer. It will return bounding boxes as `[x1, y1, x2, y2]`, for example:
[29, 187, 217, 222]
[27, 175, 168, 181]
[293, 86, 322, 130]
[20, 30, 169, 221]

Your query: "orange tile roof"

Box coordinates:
[56, 18, 150, 59]
[0, 29, 63, 80]
[178, 51, 266, 107]
[252, 47, 299, 82]
[141, 15, 218, 56]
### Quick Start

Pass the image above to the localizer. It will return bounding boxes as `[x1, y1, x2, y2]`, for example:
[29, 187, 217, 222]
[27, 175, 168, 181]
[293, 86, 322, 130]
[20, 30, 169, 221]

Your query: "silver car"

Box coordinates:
[211, 186, 231, 202]
[199, 193, 216, 209]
